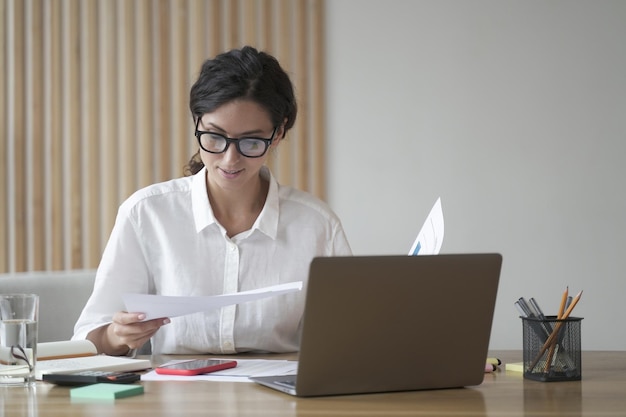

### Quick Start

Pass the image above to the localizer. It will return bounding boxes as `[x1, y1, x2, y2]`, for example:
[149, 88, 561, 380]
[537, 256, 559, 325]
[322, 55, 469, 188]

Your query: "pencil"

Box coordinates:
[545, 287, 570, 370]
[561, 290, 583, 320]
[532, 290, 583, 373]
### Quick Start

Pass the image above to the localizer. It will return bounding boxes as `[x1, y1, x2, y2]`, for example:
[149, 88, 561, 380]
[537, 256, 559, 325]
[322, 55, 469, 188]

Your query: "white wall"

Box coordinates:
[325, 0, 626, 350]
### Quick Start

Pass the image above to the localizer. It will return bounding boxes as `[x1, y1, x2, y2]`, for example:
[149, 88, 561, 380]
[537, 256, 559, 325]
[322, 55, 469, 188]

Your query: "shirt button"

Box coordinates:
[224, 341, 233, 349]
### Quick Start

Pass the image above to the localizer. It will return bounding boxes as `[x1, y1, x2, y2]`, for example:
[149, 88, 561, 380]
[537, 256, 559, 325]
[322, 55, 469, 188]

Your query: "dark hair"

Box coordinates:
[184, 46, 298, 175]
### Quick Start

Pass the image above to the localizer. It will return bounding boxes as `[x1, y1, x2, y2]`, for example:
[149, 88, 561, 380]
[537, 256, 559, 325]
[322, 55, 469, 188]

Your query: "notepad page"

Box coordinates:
[36, 355, 151, 379]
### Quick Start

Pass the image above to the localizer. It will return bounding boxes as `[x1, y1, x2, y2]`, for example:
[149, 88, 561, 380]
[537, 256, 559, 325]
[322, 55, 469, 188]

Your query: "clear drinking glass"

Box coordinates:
[0, 294, 39, 386]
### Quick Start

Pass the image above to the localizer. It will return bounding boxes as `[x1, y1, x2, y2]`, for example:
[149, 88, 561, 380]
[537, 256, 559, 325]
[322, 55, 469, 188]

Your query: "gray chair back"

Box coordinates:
[0, 270, 96, 342]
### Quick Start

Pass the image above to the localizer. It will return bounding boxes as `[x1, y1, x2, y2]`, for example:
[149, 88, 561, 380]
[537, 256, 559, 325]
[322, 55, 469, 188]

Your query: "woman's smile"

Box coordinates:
[218, 166, 244, 179]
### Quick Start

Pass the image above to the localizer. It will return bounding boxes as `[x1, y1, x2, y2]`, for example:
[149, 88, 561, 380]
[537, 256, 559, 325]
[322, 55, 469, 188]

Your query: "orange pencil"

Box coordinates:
[536, 290, 583, 373]
[561, 290, 583, 320]
[545, 286, 570, 371]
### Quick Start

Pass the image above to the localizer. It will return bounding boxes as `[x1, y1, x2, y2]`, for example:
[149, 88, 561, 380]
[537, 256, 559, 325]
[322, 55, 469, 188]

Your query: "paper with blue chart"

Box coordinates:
[408, 197, 444, 256]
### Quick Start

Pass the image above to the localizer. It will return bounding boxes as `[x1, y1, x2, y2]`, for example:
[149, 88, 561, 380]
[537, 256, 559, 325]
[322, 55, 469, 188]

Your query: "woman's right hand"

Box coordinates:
[88, 312, 170, 356]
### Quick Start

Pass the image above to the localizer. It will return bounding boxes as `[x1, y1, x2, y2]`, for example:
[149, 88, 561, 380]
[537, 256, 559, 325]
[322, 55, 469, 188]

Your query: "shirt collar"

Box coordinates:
[192, 167, 216, 233]
[253, 166, 279, 240]
[191, 166, 279, 240]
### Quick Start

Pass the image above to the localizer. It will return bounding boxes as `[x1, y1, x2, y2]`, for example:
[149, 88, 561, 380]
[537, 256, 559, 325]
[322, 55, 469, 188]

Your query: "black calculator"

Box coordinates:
[42, 370, 141, 386]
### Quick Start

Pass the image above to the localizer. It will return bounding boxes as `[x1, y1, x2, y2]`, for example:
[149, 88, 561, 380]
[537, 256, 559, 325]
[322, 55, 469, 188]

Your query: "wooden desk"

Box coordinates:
[2, 351, 626, 416]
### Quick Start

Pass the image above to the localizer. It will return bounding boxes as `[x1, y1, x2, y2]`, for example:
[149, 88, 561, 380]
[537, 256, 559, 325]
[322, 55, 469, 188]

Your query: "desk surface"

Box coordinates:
[2, 351, 625, 417]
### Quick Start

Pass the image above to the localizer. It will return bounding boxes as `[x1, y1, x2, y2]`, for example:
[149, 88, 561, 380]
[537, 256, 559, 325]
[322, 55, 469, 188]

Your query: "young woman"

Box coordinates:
[73, 46, 352, 355]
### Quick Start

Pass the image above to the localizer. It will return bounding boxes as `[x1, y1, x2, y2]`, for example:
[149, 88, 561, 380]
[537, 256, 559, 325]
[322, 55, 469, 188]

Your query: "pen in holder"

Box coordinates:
[521, 315, 583, 382]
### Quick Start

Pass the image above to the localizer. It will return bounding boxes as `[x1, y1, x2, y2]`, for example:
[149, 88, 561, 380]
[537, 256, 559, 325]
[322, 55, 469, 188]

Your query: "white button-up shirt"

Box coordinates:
[73, 166, 352, 354]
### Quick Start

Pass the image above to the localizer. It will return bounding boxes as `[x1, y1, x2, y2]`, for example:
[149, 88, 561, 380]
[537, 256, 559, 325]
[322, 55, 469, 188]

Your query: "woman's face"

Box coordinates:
[197, 99, 281, 194]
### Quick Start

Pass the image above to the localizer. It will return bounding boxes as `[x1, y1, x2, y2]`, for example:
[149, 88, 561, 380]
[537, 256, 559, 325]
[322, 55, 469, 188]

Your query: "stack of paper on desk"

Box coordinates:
[35, 340, 151, 380]
[142, 358, 297, 383]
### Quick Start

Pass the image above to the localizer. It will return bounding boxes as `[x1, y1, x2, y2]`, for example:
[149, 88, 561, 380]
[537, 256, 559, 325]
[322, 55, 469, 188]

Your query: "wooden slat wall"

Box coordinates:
[0, 0, 326, 273]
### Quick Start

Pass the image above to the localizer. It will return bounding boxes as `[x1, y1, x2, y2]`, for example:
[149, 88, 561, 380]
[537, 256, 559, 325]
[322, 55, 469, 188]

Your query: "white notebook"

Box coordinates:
[35, 340, 151, 380]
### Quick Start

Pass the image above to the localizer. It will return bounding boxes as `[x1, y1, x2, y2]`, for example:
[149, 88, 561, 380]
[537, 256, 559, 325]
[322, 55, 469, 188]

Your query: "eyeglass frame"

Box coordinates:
[10, 345, 33, 372]
[194, 117, 278, 158]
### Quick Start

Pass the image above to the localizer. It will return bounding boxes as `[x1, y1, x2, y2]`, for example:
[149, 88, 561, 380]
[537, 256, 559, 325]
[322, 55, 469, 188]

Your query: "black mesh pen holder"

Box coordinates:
[521, 316, 583, 382]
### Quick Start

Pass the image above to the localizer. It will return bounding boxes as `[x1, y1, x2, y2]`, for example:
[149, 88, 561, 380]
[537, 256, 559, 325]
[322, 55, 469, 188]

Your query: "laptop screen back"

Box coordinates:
[292, 253, 502, 396]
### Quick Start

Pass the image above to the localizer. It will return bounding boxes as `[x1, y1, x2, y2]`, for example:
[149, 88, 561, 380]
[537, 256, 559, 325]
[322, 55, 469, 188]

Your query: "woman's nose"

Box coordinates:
[222, 141, 241, 162]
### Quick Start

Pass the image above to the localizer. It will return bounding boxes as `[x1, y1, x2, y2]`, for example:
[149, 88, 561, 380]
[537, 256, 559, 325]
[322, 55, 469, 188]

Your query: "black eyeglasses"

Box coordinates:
[9, 345, 33, 373]
[194, 118, 277, 158]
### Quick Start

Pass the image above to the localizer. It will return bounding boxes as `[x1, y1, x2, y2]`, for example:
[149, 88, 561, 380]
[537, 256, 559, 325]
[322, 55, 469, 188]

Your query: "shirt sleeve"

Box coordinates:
[72, 202, 152, 341]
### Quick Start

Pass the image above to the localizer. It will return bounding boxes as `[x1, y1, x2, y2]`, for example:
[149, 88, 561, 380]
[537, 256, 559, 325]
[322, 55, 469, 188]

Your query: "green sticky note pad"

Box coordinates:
[70, 383, 144, 400]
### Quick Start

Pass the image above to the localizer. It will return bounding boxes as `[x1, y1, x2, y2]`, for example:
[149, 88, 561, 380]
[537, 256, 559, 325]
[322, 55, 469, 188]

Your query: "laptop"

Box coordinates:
[250, 253, 502, 397]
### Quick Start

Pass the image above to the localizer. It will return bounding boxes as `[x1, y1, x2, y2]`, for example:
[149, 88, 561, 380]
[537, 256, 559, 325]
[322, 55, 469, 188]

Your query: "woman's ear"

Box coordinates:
[271, 120, 287, 147]
[271, 133, 282, 149]
[279, 118, 288, 139]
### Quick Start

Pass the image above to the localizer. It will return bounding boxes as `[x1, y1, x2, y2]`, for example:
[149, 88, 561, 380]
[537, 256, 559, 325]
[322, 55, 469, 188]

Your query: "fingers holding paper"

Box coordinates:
[110, 311, 171, 351]
[88, 312, 170, 355]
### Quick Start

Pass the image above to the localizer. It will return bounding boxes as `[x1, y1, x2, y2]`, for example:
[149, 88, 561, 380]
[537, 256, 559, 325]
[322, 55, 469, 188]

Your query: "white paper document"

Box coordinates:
[408, 197, 444, 256]
[36, 355, 151, 380]
[123, 281, 303, 321]
[141, 358, 298, 383]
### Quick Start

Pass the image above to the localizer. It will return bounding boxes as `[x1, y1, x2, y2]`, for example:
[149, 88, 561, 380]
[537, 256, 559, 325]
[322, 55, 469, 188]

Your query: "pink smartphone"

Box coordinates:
[155, 359, 237, 376]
